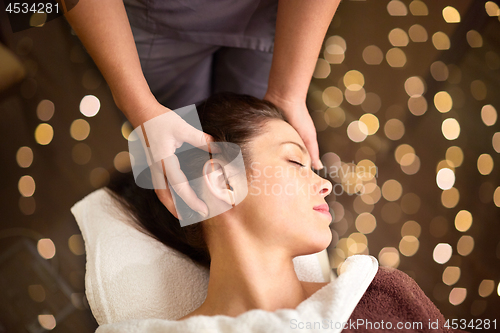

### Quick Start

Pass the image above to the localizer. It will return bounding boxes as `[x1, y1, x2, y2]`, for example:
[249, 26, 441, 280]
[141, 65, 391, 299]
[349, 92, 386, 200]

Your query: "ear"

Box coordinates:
[202, 160, 235, 206]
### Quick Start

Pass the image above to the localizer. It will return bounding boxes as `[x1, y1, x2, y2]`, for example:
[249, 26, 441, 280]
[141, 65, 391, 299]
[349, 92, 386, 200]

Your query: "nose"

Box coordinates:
[314, 172, 332, 197]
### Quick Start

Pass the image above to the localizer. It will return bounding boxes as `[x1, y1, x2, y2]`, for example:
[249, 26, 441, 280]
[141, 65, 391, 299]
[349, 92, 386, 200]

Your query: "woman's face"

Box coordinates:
[235, 119, 333, 256]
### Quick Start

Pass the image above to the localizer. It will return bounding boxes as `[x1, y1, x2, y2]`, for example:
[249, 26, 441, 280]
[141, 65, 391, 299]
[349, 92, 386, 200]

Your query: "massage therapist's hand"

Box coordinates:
[264, 92, 323, 170]
[140, 102, 213, 219]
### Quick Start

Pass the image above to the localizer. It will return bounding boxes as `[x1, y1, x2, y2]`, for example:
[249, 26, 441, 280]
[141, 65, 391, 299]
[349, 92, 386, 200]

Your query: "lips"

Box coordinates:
[313, 203, 330, 212]
[313, 203, 332, 220]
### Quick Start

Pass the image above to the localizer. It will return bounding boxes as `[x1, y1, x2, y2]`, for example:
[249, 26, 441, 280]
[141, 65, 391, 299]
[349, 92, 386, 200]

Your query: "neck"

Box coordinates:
[199, 223, 309, 317]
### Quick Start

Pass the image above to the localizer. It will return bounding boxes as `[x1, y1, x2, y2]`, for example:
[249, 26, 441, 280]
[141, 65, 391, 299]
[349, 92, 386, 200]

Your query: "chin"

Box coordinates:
[300, 228, 332, 255]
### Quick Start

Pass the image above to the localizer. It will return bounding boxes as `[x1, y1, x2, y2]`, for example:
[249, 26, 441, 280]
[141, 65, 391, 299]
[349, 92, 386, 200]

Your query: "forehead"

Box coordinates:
[251, 119, 307, 154]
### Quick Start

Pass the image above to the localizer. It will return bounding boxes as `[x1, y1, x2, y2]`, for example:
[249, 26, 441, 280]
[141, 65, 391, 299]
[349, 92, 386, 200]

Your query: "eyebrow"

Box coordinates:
[279, 141, 308, 154]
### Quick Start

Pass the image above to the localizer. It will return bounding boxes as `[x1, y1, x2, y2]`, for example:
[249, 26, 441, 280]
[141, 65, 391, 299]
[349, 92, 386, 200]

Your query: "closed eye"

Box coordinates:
[289, 160, 305, 168]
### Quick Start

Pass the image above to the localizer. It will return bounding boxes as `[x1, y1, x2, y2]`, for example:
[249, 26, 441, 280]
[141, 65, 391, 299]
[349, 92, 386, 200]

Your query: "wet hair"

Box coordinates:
[106, 92, 285, 269]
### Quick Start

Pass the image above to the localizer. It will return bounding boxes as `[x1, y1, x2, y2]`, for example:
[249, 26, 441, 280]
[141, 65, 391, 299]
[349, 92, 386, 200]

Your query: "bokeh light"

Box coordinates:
[322, 86, 343, 107]
[387, 0, 407, 16]
[18, 175, 35, 197]
[38, 314, 56, 330]
[449, 288, 467, 306]
[325, 107, 346, 128]
[433, 243, 452, 264]
[344, 87, 366, 105]
[494, 187, 500, 207]
[37, 238, 56, 259]
[384, 119, 405, 140]
[432, 32, 451, 50]
[79, 95, 101, 117]
[409, 0, 428, 16]
[485, 1, 500, 16]
[477, 154, 494, 175]
[401, 220, 421, 238]
[379, 247, 400, 268]
[30, 12, 47, 27]
[114, 151, 132, 173]
[70, 119, 90, 141]
[36, 99, 55, 121]
[359, 114, 379, 135]
[382, 179, 403, 201]
[442, 266, 460, 285]
[355, 212, 377, 234]
[343, 70, 364, 91]
[446, 146, 464, 167]
[347, 121, 368, 142]
[491, 132, 500, 153]
[34, 123, 54, 145]
[436, 168, 455, 190]
[454, 210, 472, 232]
[16, 146, 33, 168]
[441, 187, 460, 208]
[408, 96, 427, 116]
[466, 30, 483, 48]
[324, 35, 346, 64]
[478, 280, 495, 298]
[386, 48, 407, 67]
[313, 58, 331, 79]
[388, 28, 409, 47]
[442, 6, 460, 23]
[399, 235, 419, 256]
[362, 45, 384, 65]
[457, 235, 474, 256]
[68, 234, 85, 256]
[405, 76, 425, 97]
[481, 104, 497, 126]
[408, 24, 428, 42]
[434, 91, 453, 113]
[430, 61, 449, 81]
[441, 118, 460, 140]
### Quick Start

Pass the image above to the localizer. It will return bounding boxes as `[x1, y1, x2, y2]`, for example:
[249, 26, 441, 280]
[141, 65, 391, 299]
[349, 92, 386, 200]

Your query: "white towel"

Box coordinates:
[71, 188, 329, 325]
[94, 255, 378, 333]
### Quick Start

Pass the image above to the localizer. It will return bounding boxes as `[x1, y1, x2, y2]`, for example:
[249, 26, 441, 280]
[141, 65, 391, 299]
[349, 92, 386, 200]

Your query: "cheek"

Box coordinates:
[246, 168, 312, 219]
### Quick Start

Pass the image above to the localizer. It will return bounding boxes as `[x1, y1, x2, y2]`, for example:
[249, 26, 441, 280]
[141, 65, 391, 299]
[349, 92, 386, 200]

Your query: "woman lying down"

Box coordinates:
[101, 92, 464, 333]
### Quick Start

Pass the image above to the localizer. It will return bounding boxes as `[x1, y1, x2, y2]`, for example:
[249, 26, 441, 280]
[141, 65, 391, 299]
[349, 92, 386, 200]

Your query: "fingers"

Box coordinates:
[294, 120, 323, 170]
[150, 161, 181, 219]
[303, 134, 323, 170]
[181, 127, 221, 154]
[161, 156, 209, 218]
[155, 188, 181, 220]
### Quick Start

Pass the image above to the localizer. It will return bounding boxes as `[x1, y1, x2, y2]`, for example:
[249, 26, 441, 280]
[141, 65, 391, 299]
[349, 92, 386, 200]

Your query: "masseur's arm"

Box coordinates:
[264, 0, 341, 170]
[64, 0, 211, 217]
[63, 0, 160, 127]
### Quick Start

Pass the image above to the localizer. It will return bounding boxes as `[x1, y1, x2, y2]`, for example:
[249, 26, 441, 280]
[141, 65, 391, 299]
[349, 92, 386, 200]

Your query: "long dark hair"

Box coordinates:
[106, 92, 285, 269]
